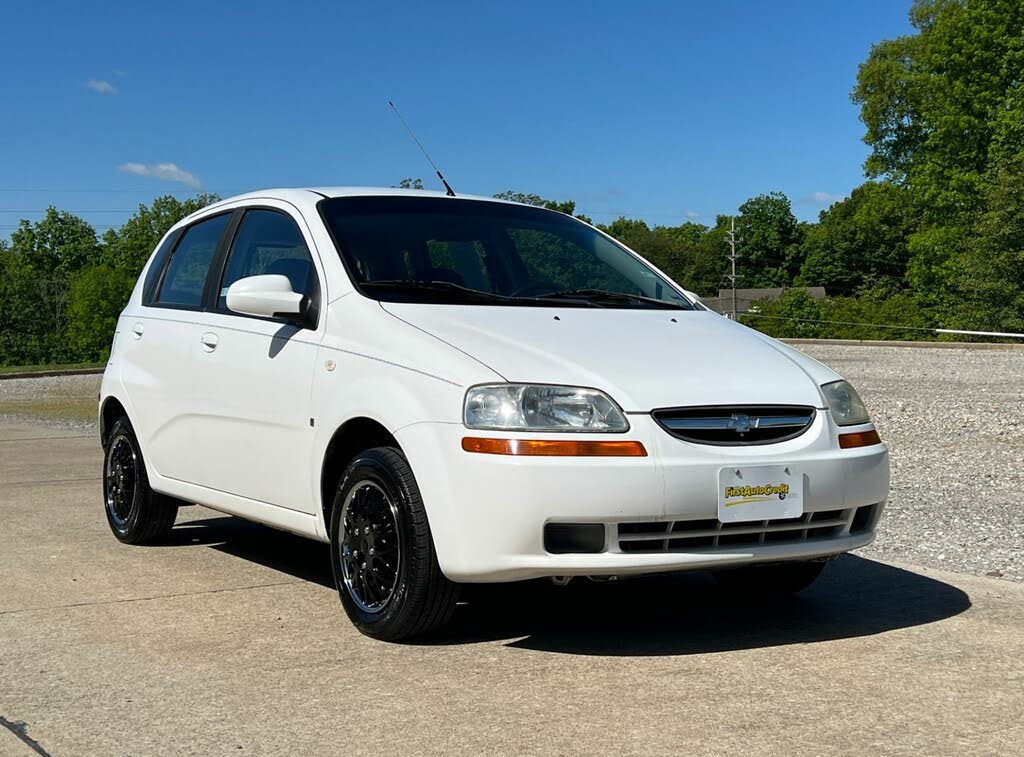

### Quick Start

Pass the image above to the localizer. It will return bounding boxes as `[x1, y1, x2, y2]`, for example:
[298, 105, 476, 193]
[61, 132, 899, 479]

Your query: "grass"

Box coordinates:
[0, 361, 105, 375]
[0, 373, 101, 425]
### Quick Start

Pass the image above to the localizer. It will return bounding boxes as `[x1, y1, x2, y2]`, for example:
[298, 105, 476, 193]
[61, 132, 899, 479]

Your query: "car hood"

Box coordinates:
[381, 304, 836, 411]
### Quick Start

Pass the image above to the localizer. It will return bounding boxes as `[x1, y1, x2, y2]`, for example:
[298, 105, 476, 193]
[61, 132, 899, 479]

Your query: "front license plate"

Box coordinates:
[717, 465, 803, 523]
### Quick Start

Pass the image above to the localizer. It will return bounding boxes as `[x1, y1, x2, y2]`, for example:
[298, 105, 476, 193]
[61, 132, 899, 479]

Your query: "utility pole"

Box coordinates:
[725, 217, 739, 319]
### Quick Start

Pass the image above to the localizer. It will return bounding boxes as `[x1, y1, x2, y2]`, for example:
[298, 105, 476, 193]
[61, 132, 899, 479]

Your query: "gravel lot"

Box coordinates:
[2, 343, 1022, 582]
[797, 344, 1024, 582]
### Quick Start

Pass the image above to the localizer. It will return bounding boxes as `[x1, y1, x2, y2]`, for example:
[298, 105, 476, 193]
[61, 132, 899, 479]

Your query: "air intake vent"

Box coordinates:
[652, 405, 815, 446]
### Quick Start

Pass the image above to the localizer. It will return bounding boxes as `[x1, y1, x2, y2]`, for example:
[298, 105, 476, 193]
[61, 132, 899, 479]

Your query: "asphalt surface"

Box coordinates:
[2, 422, 1023, 756]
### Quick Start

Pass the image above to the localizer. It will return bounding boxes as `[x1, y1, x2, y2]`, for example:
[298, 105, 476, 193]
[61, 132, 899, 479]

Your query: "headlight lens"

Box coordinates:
[464, 384, 629, 432]
[821, 380, 870, 426]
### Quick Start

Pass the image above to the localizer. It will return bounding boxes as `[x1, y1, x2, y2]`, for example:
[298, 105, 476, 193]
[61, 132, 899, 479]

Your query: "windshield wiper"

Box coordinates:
[532, 288, 692, 309]
[362, 279, 524, 304]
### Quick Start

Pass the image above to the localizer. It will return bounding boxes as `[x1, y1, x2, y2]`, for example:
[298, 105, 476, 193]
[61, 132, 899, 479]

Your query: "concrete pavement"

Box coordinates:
[1, 421, 1022, 756]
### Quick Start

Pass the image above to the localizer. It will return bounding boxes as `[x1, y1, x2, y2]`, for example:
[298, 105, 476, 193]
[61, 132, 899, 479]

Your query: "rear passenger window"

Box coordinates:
[218, 209, 318, 310]
[155, 214, 230, 308]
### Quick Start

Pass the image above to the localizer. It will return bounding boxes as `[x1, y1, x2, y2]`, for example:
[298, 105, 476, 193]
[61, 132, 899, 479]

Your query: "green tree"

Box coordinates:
[102, 194, 219, 277]
[853, 0, 1024, 215]
[741, 289, 826, 338]
[396, 178, 425, 190]
[492, 190, 592, 223]
[798, 182, 917, 295]
[955, 153, 1024, 332]
[735, 192, 803, 287]
[2, 209, 99, 364]
[64, 264, 138, 361]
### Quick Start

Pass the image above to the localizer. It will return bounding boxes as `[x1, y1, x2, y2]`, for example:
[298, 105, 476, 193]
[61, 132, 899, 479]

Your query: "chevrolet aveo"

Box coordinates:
[99, 188, 890, 640]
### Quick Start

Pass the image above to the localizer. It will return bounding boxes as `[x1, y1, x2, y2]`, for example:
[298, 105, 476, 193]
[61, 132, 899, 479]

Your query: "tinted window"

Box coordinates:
[218, 209, 318, 309]
[141, 229, 182, 305]
[155, 214, 230, 308]
[319, 197, 692, 309]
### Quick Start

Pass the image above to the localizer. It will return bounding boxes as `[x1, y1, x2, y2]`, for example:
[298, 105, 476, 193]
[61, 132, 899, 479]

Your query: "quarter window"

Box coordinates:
[155, 214, 231, 308]
[218, 209, 318, 311]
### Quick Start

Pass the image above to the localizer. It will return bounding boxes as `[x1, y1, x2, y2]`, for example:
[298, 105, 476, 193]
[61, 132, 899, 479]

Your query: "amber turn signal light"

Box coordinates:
[838, 429, 881, 449]
[461, 437, 648, 457]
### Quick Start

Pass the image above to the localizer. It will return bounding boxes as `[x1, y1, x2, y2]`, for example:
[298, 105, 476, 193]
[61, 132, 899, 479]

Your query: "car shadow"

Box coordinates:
[159, 515, 334, 589]
[160, 514, 971, 656]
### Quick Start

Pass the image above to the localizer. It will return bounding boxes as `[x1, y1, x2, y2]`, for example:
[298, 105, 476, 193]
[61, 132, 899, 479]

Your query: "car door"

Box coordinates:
[121, 212, 233, 483]
[187, 204, 326, 514]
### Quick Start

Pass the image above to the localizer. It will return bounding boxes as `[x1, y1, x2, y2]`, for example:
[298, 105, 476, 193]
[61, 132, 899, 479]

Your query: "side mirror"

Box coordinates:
[226, 274, 308, 324]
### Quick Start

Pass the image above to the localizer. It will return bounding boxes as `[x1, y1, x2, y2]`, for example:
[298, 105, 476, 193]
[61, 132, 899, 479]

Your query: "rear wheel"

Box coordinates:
[103, 416, 178, 544]
[712, 560, 827, 595]
[329, 447, 458, 641]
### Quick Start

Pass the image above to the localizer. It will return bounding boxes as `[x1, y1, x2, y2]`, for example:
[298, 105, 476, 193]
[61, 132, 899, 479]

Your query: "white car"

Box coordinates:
[99, 187, 889, 640]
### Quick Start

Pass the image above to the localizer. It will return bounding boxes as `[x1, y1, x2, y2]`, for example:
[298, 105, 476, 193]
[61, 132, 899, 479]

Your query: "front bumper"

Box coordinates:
[396, 412, 890, 582]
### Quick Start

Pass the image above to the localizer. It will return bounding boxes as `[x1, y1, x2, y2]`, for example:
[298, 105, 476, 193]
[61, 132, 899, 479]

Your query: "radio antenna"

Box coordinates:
[388, 100, 456, 197]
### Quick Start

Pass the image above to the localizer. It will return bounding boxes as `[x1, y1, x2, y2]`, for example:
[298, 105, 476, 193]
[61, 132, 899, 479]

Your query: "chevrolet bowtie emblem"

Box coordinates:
[728, 413, 753, 434]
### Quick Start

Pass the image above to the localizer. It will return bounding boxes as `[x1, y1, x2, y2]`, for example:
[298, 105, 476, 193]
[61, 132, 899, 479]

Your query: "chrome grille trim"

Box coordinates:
[652, 405, 816, 445]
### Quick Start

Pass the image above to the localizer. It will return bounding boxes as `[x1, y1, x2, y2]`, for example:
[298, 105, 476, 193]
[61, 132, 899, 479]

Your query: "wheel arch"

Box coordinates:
[319, 416, 400, 529]
[100, 395, 129, 447]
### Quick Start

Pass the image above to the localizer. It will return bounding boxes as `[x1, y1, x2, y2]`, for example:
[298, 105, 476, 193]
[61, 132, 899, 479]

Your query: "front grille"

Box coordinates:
[652, 405, 815, 445]
[618, 508, 855, 553]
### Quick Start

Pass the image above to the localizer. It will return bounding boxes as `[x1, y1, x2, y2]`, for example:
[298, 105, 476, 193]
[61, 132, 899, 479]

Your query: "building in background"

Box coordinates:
[700, 287, 827, 318]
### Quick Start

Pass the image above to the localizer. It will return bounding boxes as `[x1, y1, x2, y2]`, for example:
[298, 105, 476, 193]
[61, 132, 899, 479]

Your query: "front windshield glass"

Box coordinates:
[319, 196, 694, 309]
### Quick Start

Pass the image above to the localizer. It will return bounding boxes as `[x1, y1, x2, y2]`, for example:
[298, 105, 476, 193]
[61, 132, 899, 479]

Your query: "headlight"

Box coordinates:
[464, 384, 629, 432]
[821, 380, 870, 426]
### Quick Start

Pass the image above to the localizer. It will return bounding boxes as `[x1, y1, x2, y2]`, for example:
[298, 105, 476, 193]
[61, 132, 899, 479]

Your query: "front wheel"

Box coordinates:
[712, 560, 827, 596]
[103, 416, 178, 544]
[329, 447, 458, 641]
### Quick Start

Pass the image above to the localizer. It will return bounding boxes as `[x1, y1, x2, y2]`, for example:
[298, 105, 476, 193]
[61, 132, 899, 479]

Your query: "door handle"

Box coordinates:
[132, 323, 144, 339]
[200, 332, 219, 352]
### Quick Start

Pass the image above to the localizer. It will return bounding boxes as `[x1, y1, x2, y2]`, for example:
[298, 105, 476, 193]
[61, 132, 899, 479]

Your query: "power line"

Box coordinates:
[0, 188, 203, 193]
[0, 210, 135, 213]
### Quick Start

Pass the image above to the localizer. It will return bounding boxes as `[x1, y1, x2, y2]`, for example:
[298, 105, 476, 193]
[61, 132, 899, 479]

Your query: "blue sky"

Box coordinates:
[0, 1, 913, 238]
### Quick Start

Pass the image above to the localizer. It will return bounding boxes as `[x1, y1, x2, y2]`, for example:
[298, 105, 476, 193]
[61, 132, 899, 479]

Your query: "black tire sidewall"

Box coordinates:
[329, 452, 418, 634]
[103, 419, 146, 540]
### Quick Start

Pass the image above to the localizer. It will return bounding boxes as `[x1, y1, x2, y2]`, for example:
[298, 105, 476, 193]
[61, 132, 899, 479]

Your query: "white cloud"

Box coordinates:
[684, 209, 701, 219]
[812, 191, 841, 204]
[118, 162, 201, 189]
[86, 79, 118, 95]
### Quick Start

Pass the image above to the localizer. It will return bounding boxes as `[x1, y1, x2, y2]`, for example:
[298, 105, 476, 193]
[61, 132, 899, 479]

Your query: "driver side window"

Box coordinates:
[218, 209, 319, 313]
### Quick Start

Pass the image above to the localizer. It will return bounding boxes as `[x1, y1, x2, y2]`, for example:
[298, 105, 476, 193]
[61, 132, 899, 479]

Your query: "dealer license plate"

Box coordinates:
[717, 465, 803, 523]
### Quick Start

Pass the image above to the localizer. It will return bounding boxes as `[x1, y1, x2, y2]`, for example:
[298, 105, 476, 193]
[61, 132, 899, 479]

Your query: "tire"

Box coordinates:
[329, 447, 459, 641]
[712, 559, 827, 596]
[103, 416, 178, 544]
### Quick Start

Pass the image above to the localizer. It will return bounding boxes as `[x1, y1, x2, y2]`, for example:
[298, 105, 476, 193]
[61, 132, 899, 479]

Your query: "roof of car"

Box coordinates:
[179, 187, 545, 228]
[219, 186, 505, 204]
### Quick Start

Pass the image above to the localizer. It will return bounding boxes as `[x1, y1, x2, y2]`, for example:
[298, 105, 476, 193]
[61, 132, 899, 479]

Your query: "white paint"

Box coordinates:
[101, 187, 890, 582]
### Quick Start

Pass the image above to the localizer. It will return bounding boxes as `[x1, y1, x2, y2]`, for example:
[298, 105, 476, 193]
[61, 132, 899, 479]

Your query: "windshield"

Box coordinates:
[318, 196, 694, 309]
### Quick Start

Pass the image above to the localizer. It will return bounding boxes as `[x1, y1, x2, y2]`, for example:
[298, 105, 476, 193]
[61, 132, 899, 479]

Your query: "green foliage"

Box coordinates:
[0, 195, 217, 367]
[736, 193, 804, 286]
[955, 153, 1024, 332]
[396, 178, 425, 190]
[742, 289, 827, 338]
[102, 194, 219, 275]
[744, 285, 933, 341]
[492, 190, 592, 223]
[853, 0, 1024, 215]
[798, 181, 916, 295]
[65, 264, 138, 361]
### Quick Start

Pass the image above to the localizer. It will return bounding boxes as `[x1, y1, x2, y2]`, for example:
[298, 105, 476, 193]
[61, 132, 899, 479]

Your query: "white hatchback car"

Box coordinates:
[100, 188, 890, 640]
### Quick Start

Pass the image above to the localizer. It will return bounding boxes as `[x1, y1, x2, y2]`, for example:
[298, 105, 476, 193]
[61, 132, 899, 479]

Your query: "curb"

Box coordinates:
[782, 338, 1024, 351]
[0, 367, 105, 381]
